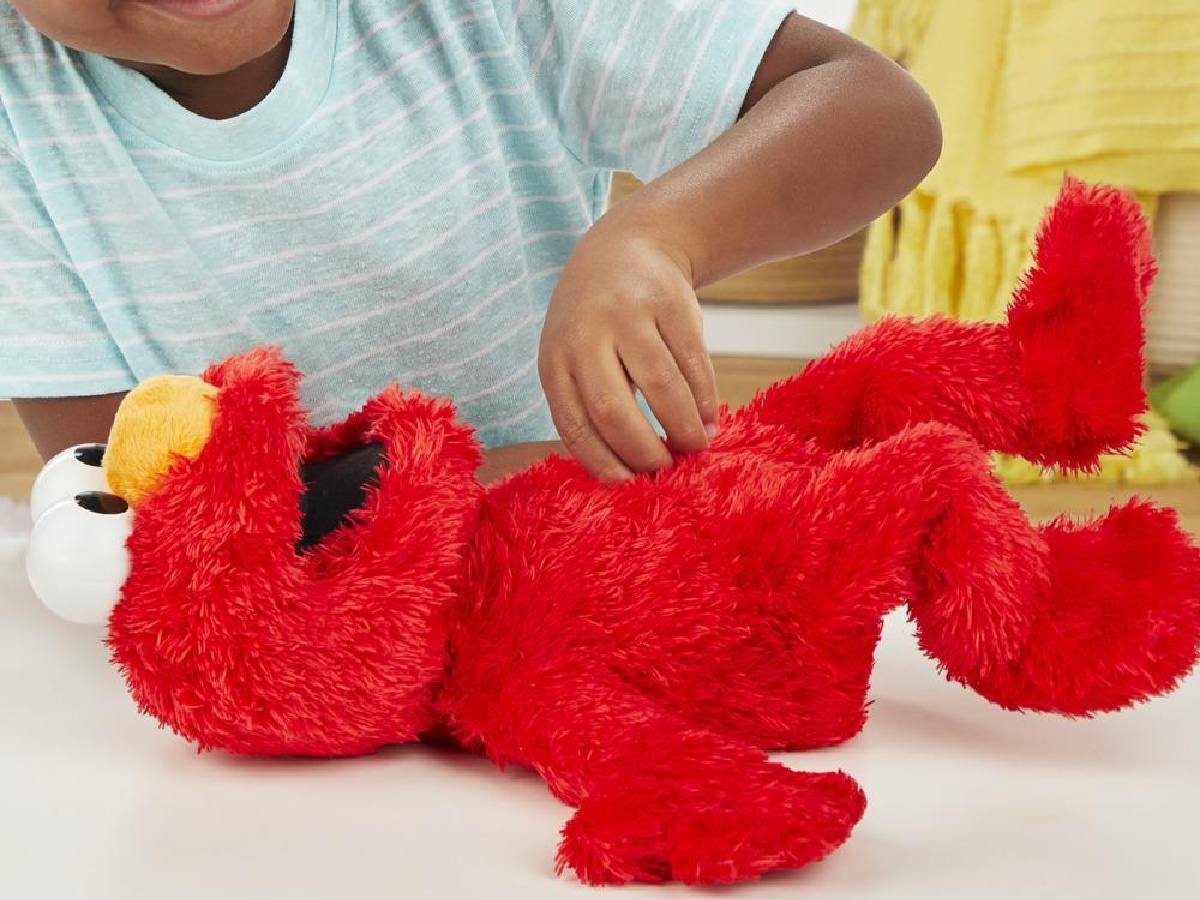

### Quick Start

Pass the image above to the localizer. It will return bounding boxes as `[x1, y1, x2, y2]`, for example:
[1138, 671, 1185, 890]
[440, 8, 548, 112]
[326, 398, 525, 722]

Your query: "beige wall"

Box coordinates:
[0, 403, 40, 500]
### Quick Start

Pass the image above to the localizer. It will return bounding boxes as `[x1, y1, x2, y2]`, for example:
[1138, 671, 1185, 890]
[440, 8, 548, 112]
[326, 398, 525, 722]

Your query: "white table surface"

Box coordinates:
[1, 537, 1197, 900]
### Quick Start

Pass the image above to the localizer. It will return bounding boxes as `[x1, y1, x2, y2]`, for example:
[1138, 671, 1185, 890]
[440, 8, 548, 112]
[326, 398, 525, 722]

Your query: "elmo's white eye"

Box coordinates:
[30, 444, 110, 521]
[25, 492, 132, 626]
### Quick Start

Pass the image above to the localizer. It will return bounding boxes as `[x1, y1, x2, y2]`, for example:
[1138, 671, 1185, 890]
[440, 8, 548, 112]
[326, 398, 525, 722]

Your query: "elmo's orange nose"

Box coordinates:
[103, 375, 219, 506]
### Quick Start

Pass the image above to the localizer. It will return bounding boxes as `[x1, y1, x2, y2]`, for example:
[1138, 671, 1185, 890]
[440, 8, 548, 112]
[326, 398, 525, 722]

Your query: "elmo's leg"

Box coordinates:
[877, 434, 1200, 715]
[707, 420, 1199, 723]
[917, 500, 1200, 716]
[655, 423, 1042, 748]
[441, 659, 865, 886]
[635, 425, 992, 750]
[739, 179, 1152, 472]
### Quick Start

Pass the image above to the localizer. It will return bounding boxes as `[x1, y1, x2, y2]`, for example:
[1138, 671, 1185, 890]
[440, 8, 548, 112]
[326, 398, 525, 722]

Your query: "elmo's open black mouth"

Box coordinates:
[297, 442, 387, 552]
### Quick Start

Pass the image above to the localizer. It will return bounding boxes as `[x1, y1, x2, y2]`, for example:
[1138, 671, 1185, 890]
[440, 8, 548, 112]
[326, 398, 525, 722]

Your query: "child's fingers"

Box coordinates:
[657, 308, 719, 431]
[576, 347, 674, 474]
[542, 364, 635, 483]
[619, 326, 710, 454]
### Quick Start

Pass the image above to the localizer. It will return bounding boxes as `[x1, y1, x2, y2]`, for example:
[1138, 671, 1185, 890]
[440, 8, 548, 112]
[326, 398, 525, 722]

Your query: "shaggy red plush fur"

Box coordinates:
[107, 180, 1200, 886]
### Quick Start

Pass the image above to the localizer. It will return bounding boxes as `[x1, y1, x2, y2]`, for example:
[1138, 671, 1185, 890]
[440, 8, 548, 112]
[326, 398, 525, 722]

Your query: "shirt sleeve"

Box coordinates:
[495, 0, 796, 182]
[0, 150, 135, 400]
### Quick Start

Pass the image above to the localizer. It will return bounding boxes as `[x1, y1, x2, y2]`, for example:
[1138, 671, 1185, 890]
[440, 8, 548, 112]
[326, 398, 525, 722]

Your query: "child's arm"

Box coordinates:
[14, 395, 129, 462]
[540, 14, 941, 483]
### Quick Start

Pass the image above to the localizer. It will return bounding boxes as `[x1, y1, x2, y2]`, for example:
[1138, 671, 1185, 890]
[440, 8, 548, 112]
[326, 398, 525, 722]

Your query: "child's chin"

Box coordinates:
[151, 0, 294, 77]
[167, 42, 280, 78]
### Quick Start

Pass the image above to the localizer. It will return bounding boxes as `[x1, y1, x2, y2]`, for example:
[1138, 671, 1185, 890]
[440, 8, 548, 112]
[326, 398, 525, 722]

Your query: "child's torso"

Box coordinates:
[0, 0, 605, 444]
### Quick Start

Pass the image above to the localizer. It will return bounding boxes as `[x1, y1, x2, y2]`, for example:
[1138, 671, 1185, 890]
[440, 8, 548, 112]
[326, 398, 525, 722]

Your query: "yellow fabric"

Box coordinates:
[852, 0, 1200, 323]
[1004, 1, 1200, 193]
[104, 375, 217, 506]
[846, 0, 934, 65]
[851, 0, 1200, 484]
[993, 413, 1197, 487]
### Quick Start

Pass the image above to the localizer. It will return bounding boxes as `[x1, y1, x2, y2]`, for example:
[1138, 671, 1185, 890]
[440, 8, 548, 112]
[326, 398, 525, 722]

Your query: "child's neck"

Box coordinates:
[119, 28, 293, 121]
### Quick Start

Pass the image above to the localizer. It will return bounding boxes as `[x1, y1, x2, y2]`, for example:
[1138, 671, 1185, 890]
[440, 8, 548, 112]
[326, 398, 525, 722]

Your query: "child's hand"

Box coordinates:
[539, 224, 718, 483]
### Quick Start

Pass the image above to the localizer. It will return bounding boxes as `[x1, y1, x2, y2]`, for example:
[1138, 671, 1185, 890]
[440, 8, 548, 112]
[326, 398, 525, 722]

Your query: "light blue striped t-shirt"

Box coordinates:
[0, 0, 794, 446]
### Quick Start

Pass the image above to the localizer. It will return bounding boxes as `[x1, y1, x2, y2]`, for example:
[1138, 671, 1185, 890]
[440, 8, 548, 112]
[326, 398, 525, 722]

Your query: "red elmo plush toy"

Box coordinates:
[26, 180, 1200, 886]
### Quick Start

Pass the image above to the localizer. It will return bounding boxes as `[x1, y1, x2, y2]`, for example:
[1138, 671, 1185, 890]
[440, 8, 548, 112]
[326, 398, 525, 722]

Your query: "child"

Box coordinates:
[1, 0, 940, 484]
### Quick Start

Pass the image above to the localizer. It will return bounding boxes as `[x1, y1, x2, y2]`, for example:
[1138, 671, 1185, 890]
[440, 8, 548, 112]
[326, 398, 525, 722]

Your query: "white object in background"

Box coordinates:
[1147, 194, 1200, 372]
[29, 443, 110, 521]
[25, 491, 131, 626]
[0, 497, 32, 540]
[798, 0, 858, 30]
[704, 302, 862, 358]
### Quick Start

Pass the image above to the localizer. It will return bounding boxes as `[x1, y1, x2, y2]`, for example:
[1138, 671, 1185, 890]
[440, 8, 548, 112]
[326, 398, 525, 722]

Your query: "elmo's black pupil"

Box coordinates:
[73, 445, 106, 468]
[75, 492, 129, 515]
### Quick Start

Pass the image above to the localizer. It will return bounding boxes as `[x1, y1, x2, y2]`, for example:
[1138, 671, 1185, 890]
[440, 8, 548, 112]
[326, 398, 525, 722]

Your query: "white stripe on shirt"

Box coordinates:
[648, 8, 728, 177]
[247, 200, 516, 315]
[316, 14, 501, 122]
[617, 2, 691, 162]
[213, 150, 502, 276]
[306, 266, 531, 383]
[335, 0, 423, 60]
[579, 0, 647, 165]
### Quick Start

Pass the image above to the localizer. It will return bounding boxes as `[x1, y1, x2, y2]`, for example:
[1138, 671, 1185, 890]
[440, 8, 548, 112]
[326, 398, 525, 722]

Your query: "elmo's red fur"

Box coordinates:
[108, 180, 1200, 886]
